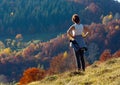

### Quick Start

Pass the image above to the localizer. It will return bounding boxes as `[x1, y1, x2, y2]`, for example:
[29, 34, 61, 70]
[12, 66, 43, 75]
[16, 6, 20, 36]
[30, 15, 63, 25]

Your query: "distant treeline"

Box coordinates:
[0, 0, 120, 36]
[0, 0, 84, 36]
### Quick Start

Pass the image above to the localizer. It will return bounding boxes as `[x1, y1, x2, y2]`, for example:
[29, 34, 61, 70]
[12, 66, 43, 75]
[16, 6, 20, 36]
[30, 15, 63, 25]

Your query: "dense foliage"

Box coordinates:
[0, 0, 120, 36]
[19, 68, 46, 85]
[0, 18, 120, 82]
[0, 0, 120, 83]
[0, 0, 84, 36]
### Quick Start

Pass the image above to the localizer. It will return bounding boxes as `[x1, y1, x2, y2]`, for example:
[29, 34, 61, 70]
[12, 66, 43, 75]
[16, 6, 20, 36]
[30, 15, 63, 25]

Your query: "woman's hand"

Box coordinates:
[83, 25, 90, 38]
[82, 32, 89, 38]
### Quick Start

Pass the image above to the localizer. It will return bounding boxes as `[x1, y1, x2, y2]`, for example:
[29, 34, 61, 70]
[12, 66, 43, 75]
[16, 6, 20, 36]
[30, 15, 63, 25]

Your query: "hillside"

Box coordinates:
[28, 57, 120, 85]
[0, 18, 120, 82]
[0, 0, 120, 37]
[0, 0, 120, 83]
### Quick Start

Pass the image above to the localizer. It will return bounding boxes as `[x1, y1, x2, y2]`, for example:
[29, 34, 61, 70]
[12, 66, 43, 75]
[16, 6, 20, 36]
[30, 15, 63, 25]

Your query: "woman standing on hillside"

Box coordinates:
[67, 14, 89, 71]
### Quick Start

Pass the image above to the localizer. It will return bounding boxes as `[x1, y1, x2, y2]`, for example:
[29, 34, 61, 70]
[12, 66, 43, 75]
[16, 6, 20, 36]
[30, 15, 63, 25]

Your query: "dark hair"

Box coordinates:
[72, 14, 80, 24]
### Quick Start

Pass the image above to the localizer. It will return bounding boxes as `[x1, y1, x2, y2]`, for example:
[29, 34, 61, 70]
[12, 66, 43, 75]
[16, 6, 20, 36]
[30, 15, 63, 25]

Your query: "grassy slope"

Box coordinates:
[28, 58, 120, 85]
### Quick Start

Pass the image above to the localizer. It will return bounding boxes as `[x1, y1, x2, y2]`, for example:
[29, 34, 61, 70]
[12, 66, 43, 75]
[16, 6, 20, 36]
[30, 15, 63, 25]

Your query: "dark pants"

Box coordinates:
[74, 49, 85, 71]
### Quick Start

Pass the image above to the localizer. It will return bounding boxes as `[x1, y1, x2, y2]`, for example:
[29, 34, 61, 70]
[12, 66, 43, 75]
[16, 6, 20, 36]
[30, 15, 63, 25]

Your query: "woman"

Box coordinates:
[67, 14, 89, 71]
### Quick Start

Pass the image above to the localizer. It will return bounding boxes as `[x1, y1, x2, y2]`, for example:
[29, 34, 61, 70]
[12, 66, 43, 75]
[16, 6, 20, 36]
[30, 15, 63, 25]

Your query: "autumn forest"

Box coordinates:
[0, 0, 120, 84]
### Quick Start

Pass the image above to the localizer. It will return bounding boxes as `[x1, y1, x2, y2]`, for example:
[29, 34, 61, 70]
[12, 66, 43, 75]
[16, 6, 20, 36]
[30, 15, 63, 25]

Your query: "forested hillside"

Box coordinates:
[0, 0, 120, 36]
[0, 18, 120, 83]
[0, 0, 83, 36]
[0, 0, 120, 84]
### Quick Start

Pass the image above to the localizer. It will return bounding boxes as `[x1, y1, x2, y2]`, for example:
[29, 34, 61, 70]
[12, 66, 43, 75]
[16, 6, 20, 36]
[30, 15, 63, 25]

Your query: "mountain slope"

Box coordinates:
[0, 19, 120, 82]
[0, 0, 120, 36]
[28, 57, 120, 85]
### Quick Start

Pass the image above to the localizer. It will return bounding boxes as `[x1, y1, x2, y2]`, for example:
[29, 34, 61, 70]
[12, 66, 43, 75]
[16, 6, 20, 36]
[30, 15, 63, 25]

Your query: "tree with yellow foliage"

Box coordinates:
[63, 51, 68, 59]
[1, 48, 12, 55]
[102, 13, 113, 25]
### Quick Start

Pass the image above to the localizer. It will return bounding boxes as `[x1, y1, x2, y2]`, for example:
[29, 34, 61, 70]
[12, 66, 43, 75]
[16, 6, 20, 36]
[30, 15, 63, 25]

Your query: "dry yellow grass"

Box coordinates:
[28, 57, 120, 85]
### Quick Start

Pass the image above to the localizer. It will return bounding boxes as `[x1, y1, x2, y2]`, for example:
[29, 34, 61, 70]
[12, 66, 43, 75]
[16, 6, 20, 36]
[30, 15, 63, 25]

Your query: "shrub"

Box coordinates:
[19, 67, 46, 85]
[112, 50, 120, 58]
[99, 49, 112, 62]
[48, 51, 76, 74]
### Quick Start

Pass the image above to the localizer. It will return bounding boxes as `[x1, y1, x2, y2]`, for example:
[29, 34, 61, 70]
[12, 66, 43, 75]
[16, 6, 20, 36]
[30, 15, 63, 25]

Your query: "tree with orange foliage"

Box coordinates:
[48, 51, 76, 74]
[86, 3, 100, 13]
[99, 49, 112, 62]
[112, 50, 120, 58]
[48, 53, 66, 74]
[15, 34, 23, 42]
[19, 68, 46, 85]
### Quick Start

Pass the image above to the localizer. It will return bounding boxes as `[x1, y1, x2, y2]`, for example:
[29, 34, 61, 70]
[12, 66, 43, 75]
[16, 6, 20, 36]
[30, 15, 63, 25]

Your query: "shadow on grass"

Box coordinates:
[68, 71, 85, 77]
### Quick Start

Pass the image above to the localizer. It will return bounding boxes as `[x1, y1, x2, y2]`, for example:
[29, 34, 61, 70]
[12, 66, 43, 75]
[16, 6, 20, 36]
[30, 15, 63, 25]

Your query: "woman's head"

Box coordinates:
[72, 14, 80, 24]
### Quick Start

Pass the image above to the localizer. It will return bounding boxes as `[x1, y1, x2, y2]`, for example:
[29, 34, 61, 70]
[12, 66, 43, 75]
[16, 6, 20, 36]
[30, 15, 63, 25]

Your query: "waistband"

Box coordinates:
[75, 35, 82, 36]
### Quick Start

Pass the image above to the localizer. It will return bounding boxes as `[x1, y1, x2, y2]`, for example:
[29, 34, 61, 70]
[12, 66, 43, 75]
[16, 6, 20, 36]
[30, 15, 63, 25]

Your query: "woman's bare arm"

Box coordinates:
[67, 26, 75, 40]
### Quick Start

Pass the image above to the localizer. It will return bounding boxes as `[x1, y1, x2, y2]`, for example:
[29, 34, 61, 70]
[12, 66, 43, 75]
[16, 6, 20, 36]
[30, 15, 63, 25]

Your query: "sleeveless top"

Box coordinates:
[69, 23, 87, 51]
[72, 23, 83, 36]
